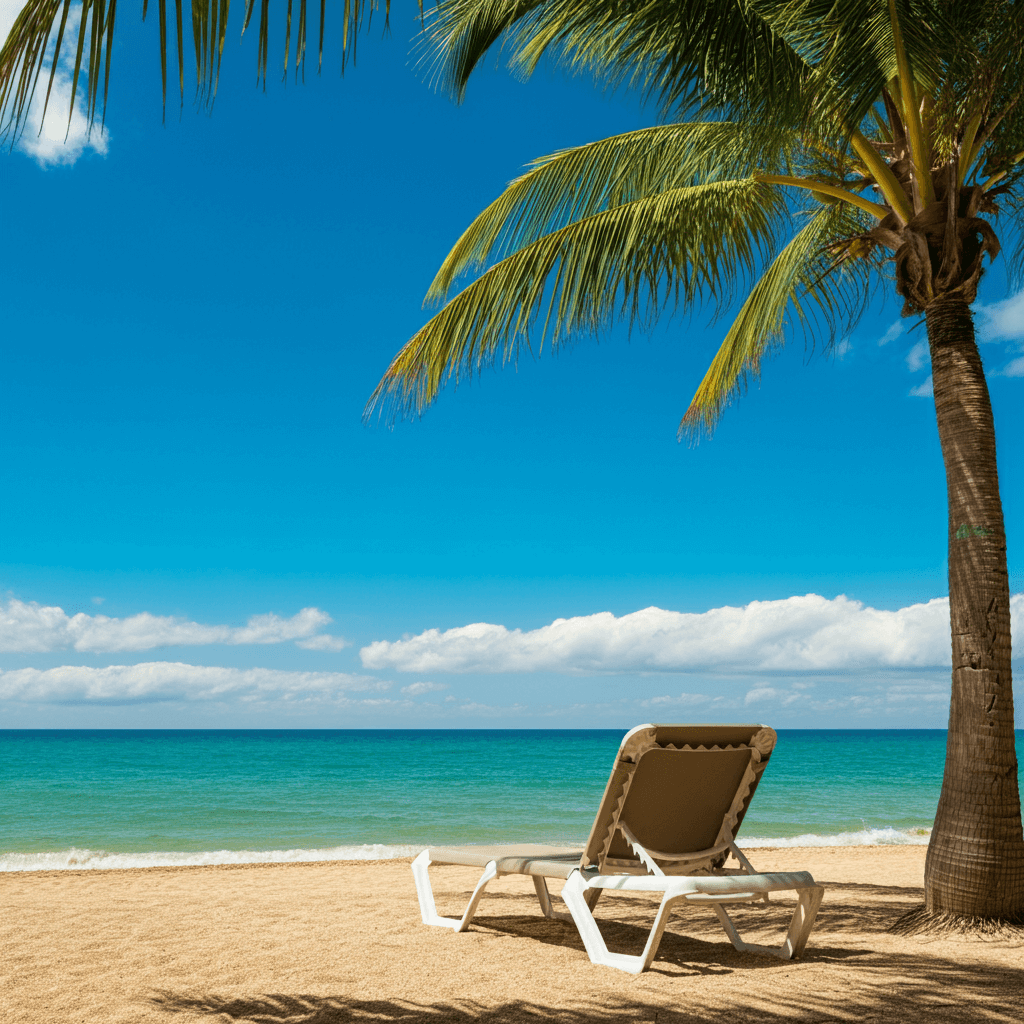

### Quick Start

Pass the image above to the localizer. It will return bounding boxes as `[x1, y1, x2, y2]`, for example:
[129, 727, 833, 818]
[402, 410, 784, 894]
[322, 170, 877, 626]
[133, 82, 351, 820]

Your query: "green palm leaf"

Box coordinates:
[416, 0, 543, 99]
[681, 203, 873, 439]
[0, 0, 393, 134]
[421, 0, 811, 121]
[367, 178, 787, 421]
[428, 121, 805, 301]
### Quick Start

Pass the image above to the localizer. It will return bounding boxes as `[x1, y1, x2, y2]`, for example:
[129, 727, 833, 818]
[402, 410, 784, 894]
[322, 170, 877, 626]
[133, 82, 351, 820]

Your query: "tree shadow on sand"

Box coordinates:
[152, 875, 1023, 1023]
[151, 950, 1024, 1024]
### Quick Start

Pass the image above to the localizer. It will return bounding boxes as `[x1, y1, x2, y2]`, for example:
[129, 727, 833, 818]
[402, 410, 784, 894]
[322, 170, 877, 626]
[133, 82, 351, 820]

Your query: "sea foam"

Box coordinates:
[0, 827, 930, 871]
[0, 844, 424, 872]
[737, 826, 930, 847]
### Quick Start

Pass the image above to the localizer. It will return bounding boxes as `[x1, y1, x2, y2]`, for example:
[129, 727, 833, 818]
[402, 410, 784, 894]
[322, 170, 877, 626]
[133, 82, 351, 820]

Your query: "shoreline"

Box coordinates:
[0, 828, 934, 873]
[0, 843, 918, 876]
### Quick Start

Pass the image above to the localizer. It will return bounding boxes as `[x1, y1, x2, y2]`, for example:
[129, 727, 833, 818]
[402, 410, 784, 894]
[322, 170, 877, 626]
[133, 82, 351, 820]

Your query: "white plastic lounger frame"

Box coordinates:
[412, 849, 822, 974]
[560, 868, 824, 973]
[410, 723, 825, 974]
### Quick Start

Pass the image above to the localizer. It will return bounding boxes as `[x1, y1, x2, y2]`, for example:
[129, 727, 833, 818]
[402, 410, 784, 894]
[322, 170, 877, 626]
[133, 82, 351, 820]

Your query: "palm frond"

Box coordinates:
[428, 121, 805, 300]
[729, 0, 959, 157]
[382, 0, 1024, 436]
[0, 0, 394, 135]
[420, 0, 812, 123]
[422, 1, 1024, 157]
[416, 0, 542, 100]
[680, 202, 874, 440]
[1, 0, 65, 135]
[366, 177, 787, 422]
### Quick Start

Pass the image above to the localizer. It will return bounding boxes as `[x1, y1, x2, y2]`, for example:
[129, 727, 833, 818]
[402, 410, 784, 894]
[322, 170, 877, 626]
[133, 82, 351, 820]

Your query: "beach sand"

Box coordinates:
[2, 847, 1020, 1023]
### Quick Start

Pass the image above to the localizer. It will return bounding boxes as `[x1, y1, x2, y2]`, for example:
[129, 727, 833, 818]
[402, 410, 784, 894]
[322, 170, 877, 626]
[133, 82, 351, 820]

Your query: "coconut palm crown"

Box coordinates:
[366, 0, 1024, 925]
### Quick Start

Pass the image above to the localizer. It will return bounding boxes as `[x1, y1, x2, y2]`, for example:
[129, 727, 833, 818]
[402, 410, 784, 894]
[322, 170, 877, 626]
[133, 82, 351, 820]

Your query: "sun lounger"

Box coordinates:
[411, 723, 824, 973]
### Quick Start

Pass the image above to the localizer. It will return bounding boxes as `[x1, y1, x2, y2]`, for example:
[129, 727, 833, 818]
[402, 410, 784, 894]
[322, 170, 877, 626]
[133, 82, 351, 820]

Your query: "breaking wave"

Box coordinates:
[0, 826, 931, 871]
[738, 826, 930, 847]
[0, 844, 423, 872]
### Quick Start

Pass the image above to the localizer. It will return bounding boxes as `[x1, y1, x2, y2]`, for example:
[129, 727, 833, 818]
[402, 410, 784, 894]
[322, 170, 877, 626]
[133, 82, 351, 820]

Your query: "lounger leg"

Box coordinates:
[713, 905, 745, 951]
[712, 886, 824, 959]
[411, 851, 498, 933]
[560, 873, 686, 974]
[532, 876, 574, 922]
[411, 850, 441, 925]
[782, 886, 824, 958]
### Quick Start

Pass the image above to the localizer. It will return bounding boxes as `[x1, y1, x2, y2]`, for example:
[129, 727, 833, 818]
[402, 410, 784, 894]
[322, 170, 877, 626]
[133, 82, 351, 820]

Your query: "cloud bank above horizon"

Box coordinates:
[360, 593, 1024, 675]
[1, 590, 1018, 722]
[0, 663, 389, 705]
[0, 659, 954, 720]
[0, 599, 348, 653]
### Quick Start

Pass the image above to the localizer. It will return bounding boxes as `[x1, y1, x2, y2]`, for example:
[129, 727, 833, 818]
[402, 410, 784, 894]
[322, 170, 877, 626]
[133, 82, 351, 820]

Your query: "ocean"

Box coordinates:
[2, 729, 1022, 871]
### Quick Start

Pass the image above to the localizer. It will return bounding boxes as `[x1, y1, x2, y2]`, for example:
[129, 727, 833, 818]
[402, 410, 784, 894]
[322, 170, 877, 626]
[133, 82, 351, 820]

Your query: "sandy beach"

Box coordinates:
[2, 846, 1020, 1024]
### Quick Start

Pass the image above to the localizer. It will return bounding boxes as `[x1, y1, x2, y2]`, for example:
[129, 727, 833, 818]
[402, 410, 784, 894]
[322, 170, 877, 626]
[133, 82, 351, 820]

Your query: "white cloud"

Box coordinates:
[649, 676, 940, 716]
[16, 68, 109, 167]
[998, 355, 1024, 378]
[885, 682, 948, 704]
[878, 321, 904, 346]
[0, 662, 958, 720]
[909, 375, 933, 397]
[642, 692, 716, 707]
[973, 292, 1024, 379]
[360, 593, 1024, 676]
[0, 0, 23, 40]
[454, 701, 530, 717]
[0, 598, 346, 653]
[295, 633, 350, 651]
[978, 290, 1024, 341]
[906, 339, 930, 371]
[1, 1, 109, 167]
[905, 336, 935, 395]
[400, 681, 448, 695]
[0, 662, 388, 705]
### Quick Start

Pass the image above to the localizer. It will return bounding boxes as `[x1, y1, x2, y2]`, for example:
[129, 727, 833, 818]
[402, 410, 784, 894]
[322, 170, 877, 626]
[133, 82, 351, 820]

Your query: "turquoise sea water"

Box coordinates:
[2, 729, 1022, 870]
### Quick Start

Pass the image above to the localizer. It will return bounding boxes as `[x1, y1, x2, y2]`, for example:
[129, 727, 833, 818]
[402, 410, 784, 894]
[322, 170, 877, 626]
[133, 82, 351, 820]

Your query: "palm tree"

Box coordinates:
[364, 0, 1024, 926]
[3, 0, 1022, 925]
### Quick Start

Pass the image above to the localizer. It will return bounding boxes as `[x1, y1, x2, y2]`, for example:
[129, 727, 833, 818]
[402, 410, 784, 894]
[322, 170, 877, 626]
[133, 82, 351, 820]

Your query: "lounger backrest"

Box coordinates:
[580, 723, 777, 875]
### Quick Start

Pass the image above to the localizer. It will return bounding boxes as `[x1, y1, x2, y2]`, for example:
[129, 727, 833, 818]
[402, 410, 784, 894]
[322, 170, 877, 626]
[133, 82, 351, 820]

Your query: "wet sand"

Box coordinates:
[1, 846, 1020, 1023]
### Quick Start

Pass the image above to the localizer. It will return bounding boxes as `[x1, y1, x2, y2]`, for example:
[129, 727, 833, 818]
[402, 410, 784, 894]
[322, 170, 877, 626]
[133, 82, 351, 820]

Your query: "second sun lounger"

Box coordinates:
[411, 723, 823, 973]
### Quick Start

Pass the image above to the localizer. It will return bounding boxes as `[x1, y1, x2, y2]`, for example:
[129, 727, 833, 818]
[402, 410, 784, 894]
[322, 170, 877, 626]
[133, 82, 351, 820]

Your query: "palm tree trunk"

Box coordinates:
[923, 298, 1024, 920]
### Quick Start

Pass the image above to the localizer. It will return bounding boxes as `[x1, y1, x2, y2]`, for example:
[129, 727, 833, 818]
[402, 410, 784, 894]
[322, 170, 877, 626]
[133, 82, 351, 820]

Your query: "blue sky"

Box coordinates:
[1, 4, 1022, 729]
